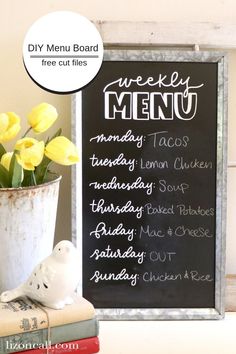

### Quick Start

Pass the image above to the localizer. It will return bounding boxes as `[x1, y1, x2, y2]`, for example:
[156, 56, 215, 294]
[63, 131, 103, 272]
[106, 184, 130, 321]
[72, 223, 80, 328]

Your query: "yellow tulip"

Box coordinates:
[1, 152, 13, 171]
[0, 112, 21, 143]
[45, 136, 79, 165]
[15, 138, 45, 171]
[28, 103, 58, 133]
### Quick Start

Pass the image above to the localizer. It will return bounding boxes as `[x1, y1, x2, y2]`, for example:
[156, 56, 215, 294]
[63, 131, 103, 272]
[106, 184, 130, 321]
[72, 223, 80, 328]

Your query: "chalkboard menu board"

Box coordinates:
[72, 50, 227, 320]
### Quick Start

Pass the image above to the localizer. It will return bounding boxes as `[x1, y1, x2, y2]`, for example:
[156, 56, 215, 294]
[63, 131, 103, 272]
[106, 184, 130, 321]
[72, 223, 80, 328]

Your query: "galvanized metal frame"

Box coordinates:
[72, 50, 228, 320]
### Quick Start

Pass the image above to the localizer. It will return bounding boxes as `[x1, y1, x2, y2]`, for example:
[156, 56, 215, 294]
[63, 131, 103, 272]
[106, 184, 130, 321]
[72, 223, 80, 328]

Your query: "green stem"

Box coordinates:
[21, 127, 32, 138]
[32, 171, 37, 186]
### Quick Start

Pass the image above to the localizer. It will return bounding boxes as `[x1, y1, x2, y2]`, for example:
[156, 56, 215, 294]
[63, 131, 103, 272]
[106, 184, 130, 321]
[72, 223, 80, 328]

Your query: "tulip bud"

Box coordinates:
[28, 103, 58, 133]
[0, 152, 13, 171]
[45, 136, 79, 165]
[0, 112, 21, 143]
[15, 138, 45, 171]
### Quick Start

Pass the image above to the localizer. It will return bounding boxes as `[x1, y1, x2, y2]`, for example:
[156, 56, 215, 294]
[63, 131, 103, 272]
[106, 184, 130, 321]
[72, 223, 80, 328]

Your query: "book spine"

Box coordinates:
[0, 318, 99, 353]
[13, 337, 100, 354]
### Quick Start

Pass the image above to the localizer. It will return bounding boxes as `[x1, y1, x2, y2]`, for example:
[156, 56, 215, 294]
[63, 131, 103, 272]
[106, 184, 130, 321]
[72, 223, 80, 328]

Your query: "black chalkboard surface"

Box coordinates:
[76, 51, 227, 320]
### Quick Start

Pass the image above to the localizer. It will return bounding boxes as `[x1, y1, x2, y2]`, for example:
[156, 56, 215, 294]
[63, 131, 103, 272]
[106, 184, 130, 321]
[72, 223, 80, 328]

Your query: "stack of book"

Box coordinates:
[0, 295, 99, 353]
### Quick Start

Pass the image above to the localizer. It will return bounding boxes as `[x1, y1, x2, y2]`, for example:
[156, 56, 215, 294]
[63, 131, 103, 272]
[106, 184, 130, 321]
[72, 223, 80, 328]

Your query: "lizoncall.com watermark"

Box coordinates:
[4, 340, 80, 351]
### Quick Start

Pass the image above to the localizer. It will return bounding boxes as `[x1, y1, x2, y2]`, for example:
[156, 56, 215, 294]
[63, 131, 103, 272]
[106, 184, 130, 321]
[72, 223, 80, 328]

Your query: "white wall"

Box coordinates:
[12, 0, 236, 23]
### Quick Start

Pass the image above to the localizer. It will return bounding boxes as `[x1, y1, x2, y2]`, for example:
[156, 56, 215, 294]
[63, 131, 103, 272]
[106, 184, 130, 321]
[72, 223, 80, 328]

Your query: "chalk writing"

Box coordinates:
[90, 129, 144, 148]
[158, 179, 189, 194]
[90, 268, 139, 286]
[90, 222, 135, 241]
[177, 205, 214, 216]
[149, 251, 176, 262]
[90, 153, 136, 171]
[139, 225, 213, 238]
[89, 176, 154, 195]
[90, 199, 143, 218]
[104, 91, 198, 120]
[147, 131, 190, 149]
[103, 73, 204, 96]
[142, 270, 213, 282]
[140, 158, 169, 170]
[174, 157, 213, 170]
[90, 245, 145, 264]
[144, 203, 174, 215]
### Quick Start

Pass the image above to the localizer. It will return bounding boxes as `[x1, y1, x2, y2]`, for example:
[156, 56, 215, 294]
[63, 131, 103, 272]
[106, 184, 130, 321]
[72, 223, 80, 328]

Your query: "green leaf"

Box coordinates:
[9, 152, 23, 188]
[0, 164, 10, 188]
[42, 170, 58, 183]
[22, 170, 33, 187]
[34, 156, 52, 185]
[0, 144, 6, 159]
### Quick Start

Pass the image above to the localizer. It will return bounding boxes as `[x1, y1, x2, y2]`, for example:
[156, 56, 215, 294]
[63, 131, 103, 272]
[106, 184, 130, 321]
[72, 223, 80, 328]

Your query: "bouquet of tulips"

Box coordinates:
[0, 103, 79, 188]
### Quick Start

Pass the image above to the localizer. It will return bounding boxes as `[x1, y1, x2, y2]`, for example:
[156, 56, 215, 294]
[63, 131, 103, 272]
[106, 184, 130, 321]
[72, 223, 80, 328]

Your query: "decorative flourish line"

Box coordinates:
[30, 55, 99, 58]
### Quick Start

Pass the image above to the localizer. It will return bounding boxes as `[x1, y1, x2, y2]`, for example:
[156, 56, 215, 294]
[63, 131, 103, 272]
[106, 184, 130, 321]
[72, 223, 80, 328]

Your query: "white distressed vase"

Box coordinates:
[0, 176, 61, 294]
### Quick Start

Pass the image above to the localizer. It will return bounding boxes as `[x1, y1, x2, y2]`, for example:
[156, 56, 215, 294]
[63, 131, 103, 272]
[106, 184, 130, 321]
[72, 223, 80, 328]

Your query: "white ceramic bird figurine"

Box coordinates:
[0, 240, 79, 309]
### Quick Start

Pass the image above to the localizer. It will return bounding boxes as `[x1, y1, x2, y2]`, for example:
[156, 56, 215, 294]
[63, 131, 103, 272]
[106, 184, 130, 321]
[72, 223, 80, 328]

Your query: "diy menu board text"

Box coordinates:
[82, 61, 217, 308]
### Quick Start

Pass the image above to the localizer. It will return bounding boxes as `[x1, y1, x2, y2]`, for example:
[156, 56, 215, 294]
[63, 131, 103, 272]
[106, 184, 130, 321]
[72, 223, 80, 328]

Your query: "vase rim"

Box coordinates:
[0, 175, 62, 192]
